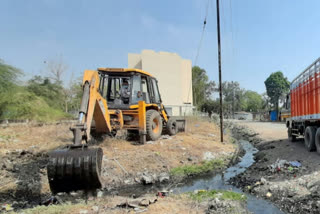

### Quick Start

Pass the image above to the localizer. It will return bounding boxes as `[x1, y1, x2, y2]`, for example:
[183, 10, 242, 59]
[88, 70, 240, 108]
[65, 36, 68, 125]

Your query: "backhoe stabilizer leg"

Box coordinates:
[139, 130, 146, 144]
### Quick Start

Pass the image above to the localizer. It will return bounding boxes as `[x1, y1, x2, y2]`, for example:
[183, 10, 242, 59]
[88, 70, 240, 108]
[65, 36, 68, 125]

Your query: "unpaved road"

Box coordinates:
[235, 120, 320, 175]
[236, 121, 287, 141]
[232, 120, 320, 214]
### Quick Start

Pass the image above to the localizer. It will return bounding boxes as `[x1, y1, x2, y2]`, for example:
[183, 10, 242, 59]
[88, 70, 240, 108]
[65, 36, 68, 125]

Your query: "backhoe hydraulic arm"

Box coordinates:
[47, 70, 109, 193]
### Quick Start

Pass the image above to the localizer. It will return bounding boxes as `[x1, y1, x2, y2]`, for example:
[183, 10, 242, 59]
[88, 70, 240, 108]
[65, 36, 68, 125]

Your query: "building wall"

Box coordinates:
[128, 50, 193, 116]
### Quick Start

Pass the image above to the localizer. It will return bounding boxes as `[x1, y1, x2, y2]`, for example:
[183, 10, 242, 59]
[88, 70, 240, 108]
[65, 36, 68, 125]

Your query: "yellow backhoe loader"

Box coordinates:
[47, 68, 185, 193]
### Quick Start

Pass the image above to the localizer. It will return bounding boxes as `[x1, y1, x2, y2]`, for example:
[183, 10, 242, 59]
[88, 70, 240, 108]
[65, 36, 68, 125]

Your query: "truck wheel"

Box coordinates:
[305, 126, 316, 152]
[146, 110, 163, 141]
[167, 118, 178, 136]
[288, 128, 296, 142]
[315, 128, 320, 155]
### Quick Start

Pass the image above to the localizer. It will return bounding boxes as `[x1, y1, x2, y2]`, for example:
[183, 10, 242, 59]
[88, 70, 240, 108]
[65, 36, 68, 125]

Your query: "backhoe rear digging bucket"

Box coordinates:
[47, 146, 103, 194]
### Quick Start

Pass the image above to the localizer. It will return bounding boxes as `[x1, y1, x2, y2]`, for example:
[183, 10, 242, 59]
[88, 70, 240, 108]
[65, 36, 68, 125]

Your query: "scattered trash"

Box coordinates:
[289, 161, 302, 167]
[270, 159, 301, 173]
[266, 192, 272, 198]
[139, 199, 149, 206]
[203, 151, 215, 161]
[208, 133, 215, 137]
[1, 204, 13, 211]
[194, 124, 200, 127]
[117, 197, 157, 209]
[260, 177, 267, 185]
[157, 190, 169, 198]
[97, 191, 104, 198]
[42, 196, 61, 206]
[92, 206, 99, 212]
[160, 135, 172, 140]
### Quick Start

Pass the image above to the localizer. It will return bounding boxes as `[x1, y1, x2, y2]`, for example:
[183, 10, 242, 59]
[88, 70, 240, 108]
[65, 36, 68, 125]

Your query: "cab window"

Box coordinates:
[152, 79, 161, 103]
[131, 75, 143, 104]
[141, 77, 150, 103]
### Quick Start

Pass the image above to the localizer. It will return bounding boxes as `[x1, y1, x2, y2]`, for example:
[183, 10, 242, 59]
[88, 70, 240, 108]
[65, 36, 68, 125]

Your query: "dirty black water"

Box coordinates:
[112, 140, 285, 214]
[173, 140, 284, 214]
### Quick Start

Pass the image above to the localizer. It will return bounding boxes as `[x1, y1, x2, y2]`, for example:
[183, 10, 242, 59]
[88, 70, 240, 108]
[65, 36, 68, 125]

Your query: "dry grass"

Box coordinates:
[0, 116, 236, 206]
[100, 117, 235, 181]
[0, 124, 72, 155]
[8, 195, 205, 214]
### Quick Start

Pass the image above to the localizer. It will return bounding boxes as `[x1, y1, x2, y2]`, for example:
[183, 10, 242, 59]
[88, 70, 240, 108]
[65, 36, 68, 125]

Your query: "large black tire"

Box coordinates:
[315, 128, 320, 155]
[167, 118, 178, 136]
[305, 126, 316, 152]
[288, 128, 296, 142]
[146, 110, 163, 141]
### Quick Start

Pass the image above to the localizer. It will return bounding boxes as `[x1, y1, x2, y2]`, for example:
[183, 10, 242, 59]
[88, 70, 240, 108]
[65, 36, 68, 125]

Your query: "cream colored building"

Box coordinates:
[128, 50, 193, 116]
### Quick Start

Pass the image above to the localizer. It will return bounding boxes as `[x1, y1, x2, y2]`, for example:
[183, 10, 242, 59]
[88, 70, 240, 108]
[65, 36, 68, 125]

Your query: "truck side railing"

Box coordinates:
[291, 57, 320, 89]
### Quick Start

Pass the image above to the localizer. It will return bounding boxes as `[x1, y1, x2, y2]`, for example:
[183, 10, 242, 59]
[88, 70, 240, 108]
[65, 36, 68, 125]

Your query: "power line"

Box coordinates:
[228, 0, 235, 60]
[194, 0, 210, 65]
[185, 0, 210, 114]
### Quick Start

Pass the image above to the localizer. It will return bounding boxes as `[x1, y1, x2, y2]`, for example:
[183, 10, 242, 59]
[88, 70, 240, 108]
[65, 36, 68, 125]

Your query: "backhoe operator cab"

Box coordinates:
[98, 68, 161, 108]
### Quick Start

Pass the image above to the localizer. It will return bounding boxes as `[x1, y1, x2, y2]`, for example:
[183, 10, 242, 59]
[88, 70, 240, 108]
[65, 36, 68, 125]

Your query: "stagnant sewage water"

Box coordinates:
[113, 140, 284, 214]
[173, 140, 284, 214]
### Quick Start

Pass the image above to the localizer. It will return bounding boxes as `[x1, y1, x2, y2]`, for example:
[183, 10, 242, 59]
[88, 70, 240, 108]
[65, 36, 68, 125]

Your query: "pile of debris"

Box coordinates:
[269, 159, 302, 174]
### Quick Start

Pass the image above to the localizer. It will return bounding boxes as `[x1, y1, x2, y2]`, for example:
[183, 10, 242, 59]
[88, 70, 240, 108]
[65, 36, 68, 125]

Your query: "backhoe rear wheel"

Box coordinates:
[146, 110, 163, 141]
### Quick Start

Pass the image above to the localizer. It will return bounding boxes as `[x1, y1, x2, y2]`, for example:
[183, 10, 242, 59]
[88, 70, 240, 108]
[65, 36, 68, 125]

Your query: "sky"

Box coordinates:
[1, 0, 320, 93]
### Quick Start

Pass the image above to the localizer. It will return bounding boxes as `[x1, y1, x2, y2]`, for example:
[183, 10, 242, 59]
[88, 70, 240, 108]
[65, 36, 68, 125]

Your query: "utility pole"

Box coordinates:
[216, 0, 223, 142]
[232, 81, 235, 119]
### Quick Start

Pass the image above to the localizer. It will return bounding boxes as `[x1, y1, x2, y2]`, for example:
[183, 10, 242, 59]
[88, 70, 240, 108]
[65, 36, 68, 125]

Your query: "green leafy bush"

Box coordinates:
[0, 87, 69, 121]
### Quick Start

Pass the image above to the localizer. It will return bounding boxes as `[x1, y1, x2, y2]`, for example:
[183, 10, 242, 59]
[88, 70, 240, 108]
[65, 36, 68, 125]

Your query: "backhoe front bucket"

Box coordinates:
[47, 146, 103, 194]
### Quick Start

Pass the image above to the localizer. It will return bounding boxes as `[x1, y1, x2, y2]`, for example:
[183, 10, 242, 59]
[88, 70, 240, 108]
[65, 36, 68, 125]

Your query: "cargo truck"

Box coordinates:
[286, 58, 320, 154]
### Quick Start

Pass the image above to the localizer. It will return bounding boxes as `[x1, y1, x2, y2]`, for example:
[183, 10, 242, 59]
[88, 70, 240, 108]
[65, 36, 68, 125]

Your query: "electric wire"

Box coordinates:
[184, 0, 210, 116]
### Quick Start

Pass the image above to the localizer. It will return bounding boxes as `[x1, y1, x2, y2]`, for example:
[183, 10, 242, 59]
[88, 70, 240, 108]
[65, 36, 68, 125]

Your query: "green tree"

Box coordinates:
[0, 60, 22, 92]
[200, 99, 220, 118]
[0, 87, 67, 121]
[66, 78, 83, 114]
[27, 75, 65, 111]
[222, 81, 245, 115]
[243, 90, 263, 112]
[192, 66, 215, 108]
[261, 92, 270, 110]
[264, 71, 290, 120]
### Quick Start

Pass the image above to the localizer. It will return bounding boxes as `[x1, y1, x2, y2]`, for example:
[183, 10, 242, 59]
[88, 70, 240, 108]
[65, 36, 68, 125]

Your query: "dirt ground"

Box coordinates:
[0, 117, 243, 213]
[231, 120, 320, 214]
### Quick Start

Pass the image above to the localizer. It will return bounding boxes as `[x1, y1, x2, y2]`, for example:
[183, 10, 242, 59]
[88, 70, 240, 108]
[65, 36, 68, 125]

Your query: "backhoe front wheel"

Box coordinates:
[146, 110, 163, 141]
